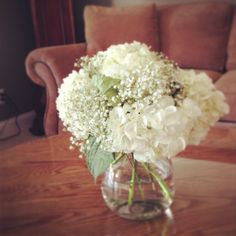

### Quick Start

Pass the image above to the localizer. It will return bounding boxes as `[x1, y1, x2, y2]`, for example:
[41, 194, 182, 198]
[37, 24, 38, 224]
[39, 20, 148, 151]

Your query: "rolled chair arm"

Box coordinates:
[25, 43, 87, 136]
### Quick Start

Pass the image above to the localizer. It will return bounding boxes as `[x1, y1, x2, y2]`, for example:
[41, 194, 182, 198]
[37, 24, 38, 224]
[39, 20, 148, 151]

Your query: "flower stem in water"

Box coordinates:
[128, 159, 136, 206]
[136, 171, 145, 200]
[142, 163, 172, 203]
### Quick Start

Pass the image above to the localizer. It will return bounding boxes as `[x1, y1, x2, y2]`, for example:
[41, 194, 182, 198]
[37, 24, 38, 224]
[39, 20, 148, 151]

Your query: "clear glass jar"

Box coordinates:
[101, 155, 175, 220]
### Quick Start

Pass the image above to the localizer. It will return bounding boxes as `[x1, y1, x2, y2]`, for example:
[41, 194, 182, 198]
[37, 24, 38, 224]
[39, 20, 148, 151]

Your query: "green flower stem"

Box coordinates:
[136, 172, 145, 200]
[128, 159, 136, 206]
[111, 152, 124, 165]
[142, 163, 172, 202]
[146, 163, 156, 191]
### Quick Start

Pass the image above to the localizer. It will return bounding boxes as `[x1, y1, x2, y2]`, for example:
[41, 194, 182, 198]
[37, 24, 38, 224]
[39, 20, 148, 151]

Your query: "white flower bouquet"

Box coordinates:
[56, 42, 229, 214]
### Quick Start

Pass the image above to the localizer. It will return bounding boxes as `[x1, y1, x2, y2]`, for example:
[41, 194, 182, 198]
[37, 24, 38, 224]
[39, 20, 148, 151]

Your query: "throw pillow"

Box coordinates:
[160, 3, 233, 72]
[84, 4, 159, 55]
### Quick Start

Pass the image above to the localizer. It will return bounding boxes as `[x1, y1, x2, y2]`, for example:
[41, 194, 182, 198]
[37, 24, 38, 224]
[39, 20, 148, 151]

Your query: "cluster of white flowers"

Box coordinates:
[56, 42, 229, 163]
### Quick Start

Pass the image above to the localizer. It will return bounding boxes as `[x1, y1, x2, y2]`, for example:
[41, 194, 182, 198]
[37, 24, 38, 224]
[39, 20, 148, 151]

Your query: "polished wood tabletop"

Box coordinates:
[0, 123, 236, 236]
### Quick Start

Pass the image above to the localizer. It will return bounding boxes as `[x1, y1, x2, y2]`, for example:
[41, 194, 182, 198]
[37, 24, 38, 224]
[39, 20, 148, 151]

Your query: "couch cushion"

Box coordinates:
[84, 4, 159, 55]
[183, 69, 222, 82]
[160, 3, 233, 72]
[215, 70, 236, 122]
[226, 8, 236, 71]
[194, 70, 222, 83]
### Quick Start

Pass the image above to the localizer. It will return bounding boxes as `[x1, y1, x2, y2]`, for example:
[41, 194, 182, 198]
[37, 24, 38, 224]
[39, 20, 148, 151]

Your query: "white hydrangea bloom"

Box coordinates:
[177, 70, 229, 145]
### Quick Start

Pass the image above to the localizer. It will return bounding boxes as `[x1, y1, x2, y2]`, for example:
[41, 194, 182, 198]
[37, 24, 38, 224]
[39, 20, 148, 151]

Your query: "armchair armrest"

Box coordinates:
[25, 43, 87, 136]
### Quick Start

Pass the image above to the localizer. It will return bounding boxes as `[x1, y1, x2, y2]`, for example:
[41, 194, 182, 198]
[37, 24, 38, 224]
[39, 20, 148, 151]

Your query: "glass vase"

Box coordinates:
[101, 154, 175, 220]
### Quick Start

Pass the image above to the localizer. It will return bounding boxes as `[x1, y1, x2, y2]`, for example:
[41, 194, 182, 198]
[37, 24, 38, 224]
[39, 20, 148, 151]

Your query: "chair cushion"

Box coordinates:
[193, 70, 222, 83]
[84, 4, 159, 55]
[226, 8, 236, 71]
[160, 3, 233, 72]
[215, 70, 236, 122]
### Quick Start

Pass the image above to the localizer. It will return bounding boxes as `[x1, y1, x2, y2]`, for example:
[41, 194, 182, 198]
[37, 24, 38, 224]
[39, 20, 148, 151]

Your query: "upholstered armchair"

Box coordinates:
[26, 2, 236, 136]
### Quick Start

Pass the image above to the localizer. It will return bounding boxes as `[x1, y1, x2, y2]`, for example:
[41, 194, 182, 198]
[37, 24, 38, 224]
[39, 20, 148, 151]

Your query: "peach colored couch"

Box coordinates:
[26, 2, 236, 136]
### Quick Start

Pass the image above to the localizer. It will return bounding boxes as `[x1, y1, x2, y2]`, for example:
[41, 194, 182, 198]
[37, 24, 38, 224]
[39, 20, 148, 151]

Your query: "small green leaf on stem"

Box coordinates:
[84, 136, 115, 181]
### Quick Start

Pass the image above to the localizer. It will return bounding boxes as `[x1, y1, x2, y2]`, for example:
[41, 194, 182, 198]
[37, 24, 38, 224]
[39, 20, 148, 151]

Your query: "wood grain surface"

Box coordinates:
[0, 123, 236, 236]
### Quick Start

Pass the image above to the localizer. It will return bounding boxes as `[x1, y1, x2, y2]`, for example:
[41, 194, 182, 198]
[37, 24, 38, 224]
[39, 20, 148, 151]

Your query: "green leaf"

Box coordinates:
[84, 136, 114, 181]
[105, 87, 118, 99]
[92, 75, 119, 94]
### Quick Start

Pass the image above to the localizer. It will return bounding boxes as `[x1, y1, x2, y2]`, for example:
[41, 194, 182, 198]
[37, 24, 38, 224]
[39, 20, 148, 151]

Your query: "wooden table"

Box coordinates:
[0, 123, 236, 236]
